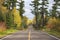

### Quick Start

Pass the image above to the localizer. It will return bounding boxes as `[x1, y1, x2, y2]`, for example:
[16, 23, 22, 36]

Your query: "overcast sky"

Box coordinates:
[23, 0, 34, 20]
[18, 0, 54, 20]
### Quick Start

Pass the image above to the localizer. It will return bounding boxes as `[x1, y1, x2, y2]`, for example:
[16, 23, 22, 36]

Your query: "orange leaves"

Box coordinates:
[0, 22, 6, 32]
[46, 17, 56, 29]
[46, 17, 60, 31]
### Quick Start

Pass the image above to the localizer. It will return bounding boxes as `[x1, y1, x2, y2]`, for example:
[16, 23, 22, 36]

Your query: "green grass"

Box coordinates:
[47, 30, 60, 38]
[43, 27, 60, 38]
[0, 29, 18, 38]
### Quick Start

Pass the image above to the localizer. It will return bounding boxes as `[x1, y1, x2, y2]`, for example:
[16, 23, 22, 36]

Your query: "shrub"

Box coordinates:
[46, 17, 60, 31]
[12, 8, 21, 29]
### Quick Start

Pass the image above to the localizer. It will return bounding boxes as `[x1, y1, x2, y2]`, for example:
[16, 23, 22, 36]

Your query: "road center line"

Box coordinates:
[28, 31, 31, 40]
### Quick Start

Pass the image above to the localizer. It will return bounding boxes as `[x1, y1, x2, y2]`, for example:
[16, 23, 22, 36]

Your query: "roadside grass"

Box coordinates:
[0, 29, 18, 38]
[41, 26, 60, 39]
[46, 30, 60, 38]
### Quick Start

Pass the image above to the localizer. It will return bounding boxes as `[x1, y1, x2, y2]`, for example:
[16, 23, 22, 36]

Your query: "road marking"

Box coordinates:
[28, 31, 31, 40]
[44, 32, 60, 40]
[0, 31, 19, 40]
[1, 35, 12, 40]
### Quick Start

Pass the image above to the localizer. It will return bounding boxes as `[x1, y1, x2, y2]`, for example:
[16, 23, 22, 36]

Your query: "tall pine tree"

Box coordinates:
[40, 0, 49, 26]
[17, 0, 25, 29]
[50, 0, 60, 18]
[3, 0, 17, 28]
[30, 0, 41, 28]
[30, 0, 49, 28]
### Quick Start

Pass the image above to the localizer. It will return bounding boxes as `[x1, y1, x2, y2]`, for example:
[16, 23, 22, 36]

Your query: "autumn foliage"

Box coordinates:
[0, 22, 6, 32]
[46, 17, 60, 31]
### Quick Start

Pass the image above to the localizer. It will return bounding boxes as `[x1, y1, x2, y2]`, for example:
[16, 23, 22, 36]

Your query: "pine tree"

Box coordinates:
[17, 0, 25, 18]
[0, 0, 5, 22]
[40, 0, 48, 27]
[30, 0, 49, 28]
[51, 0, 60, 18]
[17, 0, 25, 29]
[0, 10, 4, 22]
[30, 0, 41, 28]
[23, 16, 28, 29]
[2, 0, 17, 28]
[3, 0, 17, 10]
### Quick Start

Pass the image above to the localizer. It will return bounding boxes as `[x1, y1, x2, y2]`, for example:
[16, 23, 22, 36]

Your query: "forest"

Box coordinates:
[0, 0, 60, 39]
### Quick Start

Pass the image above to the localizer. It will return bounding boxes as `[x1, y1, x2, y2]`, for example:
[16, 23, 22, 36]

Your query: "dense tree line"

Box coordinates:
[50, 0, 60, 18]
[0, 0, 60, 30]
[0, 0, 28, 29]
[31, 0, 60, 29]
[30, 0, 49, 29]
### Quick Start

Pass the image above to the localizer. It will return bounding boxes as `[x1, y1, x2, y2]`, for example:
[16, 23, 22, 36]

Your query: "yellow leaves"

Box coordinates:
[27, 20, 33, 25]
[46, 17, 60, 31]
[0, 0, 7, 14]
[48, 17, 57, 24]
[12, 7, 16, 13]
[27, 20, 30, 25]
[47, 17, 57, 27]
[1, 6, 7, 14]
[12, 7, 21, 27]
[48, 17, 56, 23]
[0, 0, 4, 4]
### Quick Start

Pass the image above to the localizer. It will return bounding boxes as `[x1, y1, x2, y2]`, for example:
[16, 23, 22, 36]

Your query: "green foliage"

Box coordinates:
[6, 11, 14, 29]
[18, 0, 25, 18]
[30, 0, 41, 27]
[2, 0, 19, 29]
[31, 0, 49, 28]
[50, 0, 60, 18]
[12, 8, 22, 29]
[0, 11, 4, 22]
[47, 30, 60, 38]
[20, 16, 28, 29]
[23, 16, 28, 29]
[54, 19, 60, 32]
[3, 0, 17, 10]
[0, 29, 18, 38]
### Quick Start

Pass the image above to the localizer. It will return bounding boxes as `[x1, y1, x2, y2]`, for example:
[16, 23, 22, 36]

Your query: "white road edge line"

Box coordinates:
[0, 31, 19, 40]
[28, 31, 31, 40]
[44, 32, 60, 40]
[0, 35, 13, 40]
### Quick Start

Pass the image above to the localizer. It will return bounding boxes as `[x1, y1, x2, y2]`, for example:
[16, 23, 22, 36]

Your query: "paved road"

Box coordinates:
[0, 25, 58, 40]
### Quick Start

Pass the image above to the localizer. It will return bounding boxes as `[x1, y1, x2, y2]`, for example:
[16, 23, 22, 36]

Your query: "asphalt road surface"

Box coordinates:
[0, 25, 59, 40]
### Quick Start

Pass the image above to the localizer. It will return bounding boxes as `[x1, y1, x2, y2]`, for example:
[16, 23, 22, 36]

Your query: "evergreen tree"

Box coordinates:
[0, 0, 5, 22]
[30, 0, 41, 28]
[23, 16, 28, 29]
[40, 0, 48, 27]
[30, 0, 49, 28]
[3, 0, 17, 10]
[17, 0, 25, 29]
[0, 10, 4, 22]
[51, 0, 60, 18]
[17, 0, 25, 18]
[2, 0, 17, 28]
